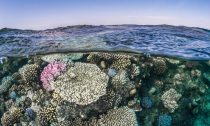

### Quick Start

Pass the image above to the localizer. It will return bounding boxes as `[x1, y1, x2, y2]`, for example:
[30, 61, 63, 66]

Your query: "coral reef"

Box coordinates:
[111, 70, 129, 91]
[107, 68, 117, 77]
[41, 53, 83, 63]
[37, 104, 57, 125]
[19, 64, 40, 87]
[40, 61, 67, 91]
[158, 114, 172, 126]
[9, 91, 18, 100]
[112, 58, 131, 70]
[25, 108, 35, 119]
[153, 57, 167, 75]
[111, 70, 135, 99]
[0, 76, 13, 94]
[51, 62, 109, 105]
[130, 64, 140, 79]
[99, 106, 138, 126]
[141, 96, 153, 109]
[1, 107, 22, 126]
[161, 89, 182, 113]
[0, 52, 209, 126]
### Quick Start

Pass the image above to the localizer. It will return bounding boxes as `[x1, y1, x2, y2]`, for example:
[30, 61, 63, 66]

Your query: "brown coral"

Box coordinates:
[37, 104, 57, 125]
[99, 106, 138, 126]
[19, 64, 40, 87]
[1, 107, 22, 126]
[153, 57, 167, 75]
[112, 58, 131, 70]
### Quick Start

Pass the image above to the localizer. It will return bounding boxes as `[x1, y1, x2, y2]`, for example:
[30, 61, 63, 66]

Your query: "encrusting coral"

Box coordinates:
[99, 106, 138, 126]
[161, 88, 182, 113]
[50, 62, 109, 105]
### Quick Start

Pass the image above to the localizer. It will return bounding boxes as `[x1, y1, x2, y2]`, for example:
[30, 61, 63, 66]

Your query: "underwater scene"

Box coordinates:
[0, 25, 210, 126]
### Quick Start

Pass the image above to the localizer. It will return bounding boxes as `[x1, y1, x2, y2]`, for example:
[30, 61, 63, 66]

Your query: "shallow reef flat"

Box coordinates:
[0, 52, 209, 126]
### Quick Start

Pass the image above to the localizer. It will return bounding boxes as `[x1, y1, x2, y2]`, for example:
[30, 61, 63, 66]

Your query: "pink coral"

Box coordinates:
[40, 61, 67, 91]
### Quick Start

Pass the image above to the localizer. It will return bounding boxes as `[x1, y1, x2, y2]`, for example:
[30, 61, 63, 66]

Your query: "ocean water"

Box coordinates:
[0, 25, 209, 126]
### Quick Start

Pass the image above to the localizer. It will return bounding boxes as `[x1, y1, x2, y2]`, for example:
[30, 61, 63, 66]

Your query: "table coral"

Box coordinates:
[50, 62, 109, 105]
[41, 53, 83, 63]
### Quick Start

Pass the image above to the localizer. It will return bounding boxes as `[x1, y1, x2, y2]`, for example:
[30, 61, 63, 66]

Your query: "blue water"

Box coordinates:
[0, 25, 210, 60]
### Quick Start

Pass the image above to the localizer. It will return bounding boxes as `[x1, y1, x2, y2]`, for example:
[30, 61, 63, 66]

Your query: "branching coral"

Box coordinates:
[40, 61, 67, 91]
[19, 64, 40, 86]
[130, 64, 140, 79]
[111, 70, 129, 90]
[50, 62, 109, 105]
[161, 88, 182, 113]
[111, 70, 133, 98]
[37, 104, 57, 125]
[0, 76, 13, 94]
[112, 58, 131, 70]
[1, 107, 22, 126]
[153, 57, 167, 75]
[99, 106, 138, 126]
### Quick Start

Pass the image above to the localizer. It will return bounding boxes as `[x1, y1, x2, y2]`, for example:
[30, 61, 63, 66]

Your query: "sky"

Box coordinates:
[0, 0, 210, 30]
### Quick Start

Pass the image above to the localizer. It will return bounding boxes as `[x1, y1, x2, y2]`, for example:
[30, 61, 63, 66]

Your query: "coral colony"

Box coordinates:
[0, 52, 209, 126]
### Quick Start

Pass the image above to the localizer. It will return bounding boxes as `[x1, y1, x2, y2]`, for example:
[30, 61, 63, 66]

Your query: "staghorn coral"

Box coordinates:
[37, 104, 57, 126]
[40, 61, 67, 91]
[19, 64, 40, 87]
[99, 106, 138, 126]
[0, 76, 13, 94]
[50, 62, 109, 105]
[161, 88, 182, 113]
[153, 57, 167, 75]
[1, 107, 22, 126]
